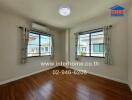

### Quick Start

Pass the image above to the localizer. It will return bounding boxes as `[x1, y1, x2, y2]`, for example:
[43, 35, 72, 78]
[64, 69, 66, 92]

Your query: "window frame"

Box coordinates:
[27, 30, 52, 58]
[78, 28, 105, 58]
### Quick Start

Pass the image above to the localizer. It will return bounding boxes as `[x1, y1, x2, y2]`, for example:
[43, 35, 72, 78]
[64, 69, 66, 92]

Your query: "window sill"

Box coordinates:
[78, 56, 105, 58]
[27, 55, 51, 58]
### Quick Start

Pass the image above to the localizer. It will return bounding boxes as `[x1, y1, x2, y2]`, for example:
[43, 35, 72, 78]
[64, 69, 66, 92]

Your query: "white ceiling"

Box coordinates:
[0, 0, 130, 29]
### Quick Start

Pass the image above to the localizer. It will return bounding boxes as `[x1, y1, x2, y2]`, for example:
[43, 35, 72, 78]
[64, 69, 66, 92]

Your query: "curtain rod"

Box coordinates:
[18, 26, 30, 29]
[18, 26, 23, 29]
[75, 25, 112, 34]
[109, 25, 112, 28]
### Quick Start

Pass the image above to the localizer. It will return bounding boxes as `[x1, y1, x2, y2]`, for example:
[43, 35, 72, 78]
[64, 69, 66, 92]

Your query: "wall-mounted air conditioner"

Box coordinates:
[31, 23, 50, 33]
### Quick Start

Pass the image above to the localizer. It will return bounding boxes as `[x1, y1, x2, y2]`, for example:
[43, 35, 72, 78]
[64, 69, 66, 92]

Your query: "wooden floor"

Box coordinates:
[0, 67, 132, 100]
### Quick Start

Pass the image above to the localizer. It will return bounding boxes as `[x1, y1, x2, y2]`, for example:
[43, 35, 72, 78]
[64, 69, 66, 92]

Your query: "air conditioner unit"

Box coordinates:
[31, 23, 50, 33]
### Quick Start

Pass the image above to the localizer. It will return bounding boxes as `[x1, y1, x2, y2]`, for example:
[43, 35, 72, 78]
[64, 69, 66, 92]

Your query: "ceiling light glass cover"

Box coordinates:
[59, 6, 71, 16]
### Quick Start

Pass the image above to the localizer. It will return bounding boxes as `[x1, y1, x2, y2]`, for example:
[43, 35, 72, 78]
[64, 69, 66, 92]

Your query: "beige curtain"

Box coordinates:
[75, 33, 79, 60]
[104, 26, 113, 65]
[50, 35, 54, 59]
[19, 27, 30, 64]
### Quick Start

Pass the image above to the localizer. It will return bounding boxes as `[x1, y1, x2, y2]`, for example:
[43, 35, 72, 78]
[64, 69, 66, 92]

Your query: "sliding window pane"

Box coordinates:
[78, 34, 90, 56]
[28, 33, 39, 45]
[27, 45, 39, 57]
[93, 44, 100, 52]
[40, 35, 52, 56]
[40, 46, 51, 56]
[91, 31, 104, 57]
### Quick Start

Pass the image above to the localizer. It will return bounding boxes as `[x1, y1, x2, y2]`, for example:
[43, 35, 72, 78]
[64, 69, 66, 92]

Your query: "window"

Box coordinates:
[45, 47, 49, 52]
[77, 30, 104, 57]
[27, 31, 52, 57]
[93, 43, 104, 53]
[81, 47, 87, 52]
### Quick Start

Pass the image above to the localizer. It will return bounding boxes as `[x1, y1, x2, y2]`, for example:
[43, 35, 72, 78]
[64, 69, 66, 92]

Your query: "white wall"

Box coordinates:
[65, 29, 70, 62]
[59, 30, 65, 61]
[0, 11, 61, 84]
[59, 29, 70, 63]
[69, 13, 128, 83]
[128, 4, 132, 90]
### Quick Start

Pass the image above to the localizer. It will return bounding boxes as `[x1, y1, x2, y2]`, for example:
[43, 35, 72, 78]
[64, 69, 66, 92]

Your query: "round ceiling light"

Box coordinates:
[59, 6, 71, 16]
